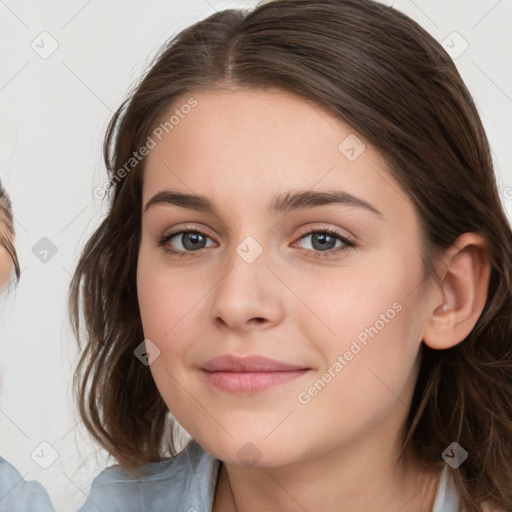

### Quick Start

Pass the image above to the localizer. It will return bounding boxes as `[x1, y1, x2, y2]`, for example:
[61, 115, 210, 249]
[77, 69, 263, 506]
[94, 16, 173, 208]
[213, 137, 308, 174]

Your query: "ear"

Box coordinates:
[422, 233, 491, 350]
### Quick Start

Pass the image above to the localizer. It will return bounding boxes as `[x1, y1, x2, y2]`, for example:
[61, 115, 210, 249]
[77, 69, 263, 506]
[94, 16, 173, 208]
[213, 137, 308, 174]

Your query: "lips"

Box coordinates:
[199, 355, 311, 394]
[201, 354, 309, 372]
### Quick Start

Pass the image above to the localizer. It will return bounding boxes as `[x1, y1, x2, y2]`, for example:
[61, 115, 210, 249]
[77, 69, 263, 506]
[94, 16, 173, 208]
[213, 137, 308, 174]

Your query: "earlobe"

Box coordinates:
[422, 233, 491, 351]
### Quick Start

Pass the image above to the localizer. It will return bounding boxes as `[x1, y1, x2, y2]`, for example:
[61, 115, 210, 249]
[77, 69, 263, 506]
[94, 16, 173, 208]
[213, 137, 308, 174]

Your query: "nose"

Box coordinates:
[209, 240, 285, 333]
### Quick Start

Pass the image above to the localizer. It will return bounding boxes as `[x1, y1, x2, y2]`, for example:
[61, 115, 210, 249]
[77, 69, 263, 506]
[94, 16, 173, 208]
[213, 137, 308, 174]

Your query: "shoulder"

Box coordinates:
[78, 441, 220, 511]
[0, 457, 53, 511]
[85, 440, 211, 486]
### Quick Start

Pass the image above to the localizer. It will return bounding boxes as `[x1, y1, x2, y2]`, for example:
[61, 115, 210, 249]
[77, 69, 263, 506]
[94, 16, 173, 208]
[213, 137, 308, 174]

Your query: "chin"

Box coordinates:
[195, 431, 305, 469]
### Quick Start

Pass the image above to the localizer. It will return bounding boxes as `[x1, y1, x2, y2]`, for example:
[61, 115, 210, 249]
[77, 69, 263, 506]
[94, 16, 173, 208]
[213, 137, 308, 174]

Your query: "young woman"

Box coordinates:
[71, 0, 512, 511]
[0, 181, 53, 511]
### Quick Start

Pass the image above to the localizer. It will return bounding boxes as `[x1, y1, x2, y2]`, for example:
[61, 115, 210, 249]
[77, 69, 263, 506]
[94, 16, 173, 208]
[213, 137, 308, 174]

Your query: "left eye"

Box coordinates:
[296, 230, 345, 252]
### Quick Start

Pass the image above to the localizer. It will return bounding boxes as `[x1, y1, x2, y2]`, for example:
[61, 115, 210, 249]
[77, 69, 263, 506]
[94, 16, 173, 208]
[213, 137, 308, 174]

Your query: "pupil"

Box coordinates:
[183, 233, 205, 250]
[313, 233, 335, 251]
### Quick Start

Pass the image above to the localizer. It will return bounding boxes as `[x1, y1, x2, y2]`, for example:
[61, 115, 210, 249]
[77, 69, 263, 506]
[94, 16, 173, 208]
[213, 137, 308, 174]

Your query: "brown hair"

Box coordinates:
[0, 180, 20, 283]
[69, 0, 512, 509]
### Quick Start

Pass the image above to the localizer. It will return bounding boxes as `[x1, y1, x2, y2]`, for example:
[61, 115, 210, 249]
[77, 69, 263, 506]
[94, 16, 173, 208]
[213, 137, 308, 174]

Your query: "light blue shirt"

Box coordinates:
[79, 441, 220, 512]
[0, 457, 53, 511]
[79, 441, 459, 511]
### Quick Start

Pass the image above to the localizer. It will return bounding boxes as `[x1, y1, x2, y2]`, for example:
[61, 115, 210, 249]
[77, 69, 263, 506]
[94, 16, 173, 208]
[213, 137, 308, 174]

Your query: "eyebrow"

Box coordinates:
[143, 189, 382, 217]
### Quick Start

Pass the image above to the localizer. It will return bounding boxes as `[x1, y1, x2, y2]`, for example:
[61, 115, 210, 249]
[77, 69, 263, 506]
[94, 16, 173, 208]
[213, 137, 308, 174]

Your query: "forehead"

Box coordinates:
[141, 87, 414, 222]
[148, 86, 349, 163]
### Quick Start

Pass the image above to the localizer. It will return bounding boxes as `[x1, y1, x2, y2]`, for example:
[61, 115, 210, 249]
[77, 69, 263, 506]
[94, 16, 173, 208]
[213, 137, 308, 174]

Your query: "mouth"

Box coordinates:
[199, 354, 312, 394]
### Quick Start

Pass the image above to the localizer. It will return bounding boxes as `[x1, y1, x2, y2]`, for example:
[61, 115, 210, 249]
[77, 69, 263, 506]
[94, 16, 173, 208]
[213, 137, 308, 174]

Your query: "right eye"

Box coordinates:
[158, 229, 216, 257]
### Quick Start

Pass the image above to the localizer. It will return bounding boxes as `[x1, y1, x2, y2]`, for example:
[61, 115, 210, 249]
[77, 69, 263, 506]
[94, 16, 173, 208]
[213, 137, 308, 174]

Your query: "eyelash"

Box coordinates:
[158, 226, 356, 260]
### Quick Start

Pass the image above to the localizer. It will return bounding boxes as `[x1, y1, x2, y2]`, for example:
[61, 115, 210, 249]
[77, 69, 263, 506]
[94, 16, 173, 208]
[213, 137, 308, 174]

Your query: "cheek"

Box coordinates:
[292, 299, 423, 454]
[294, 251, 425, 410]
[291, 252, 424, 359]
[137, 255, 202, 426]
[137, 246, 202, 342]
[136, 249, 211, 412]
[308, 290, 424, 429]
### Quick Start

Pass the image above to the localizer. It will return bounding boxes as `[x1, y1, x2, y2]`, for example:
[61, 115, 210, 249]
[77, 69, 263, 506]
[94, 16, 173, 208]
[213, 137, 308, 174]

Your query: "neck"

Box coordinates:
[213, 437, 440, 512]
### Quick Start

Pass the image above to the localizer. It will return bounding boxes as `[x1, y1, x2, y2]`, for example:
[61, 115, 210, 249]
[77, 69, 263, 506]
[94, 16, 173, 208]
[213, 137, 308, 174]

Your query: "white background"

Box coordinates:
[0, 0, 511, 510]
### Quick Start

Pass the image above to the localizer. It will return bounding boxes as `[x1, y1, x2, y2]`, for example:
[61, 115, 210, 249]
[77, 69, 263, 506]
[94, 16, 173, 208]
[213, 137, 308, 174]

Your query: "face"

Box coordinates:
[137, 87, 431, 467]
[0, 232, 14, 291]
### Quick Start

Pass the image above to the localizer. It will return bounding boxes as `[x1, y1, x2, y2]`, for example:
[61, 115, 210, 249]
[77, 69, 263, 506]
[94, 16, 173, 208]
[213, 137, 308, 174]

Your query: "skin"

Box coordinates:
[136, 87, 490, 511]
[0, 227, 15, 393]
[0, 240, 14, 291]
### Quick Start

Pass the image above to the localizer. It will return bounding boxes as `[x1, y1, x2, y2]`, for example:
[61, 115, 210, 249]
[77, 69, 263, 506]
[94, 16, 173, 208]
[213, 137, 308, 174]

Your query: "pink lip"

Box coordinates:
[200, 355, 311, 394]
[201, 354, 308, 372]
